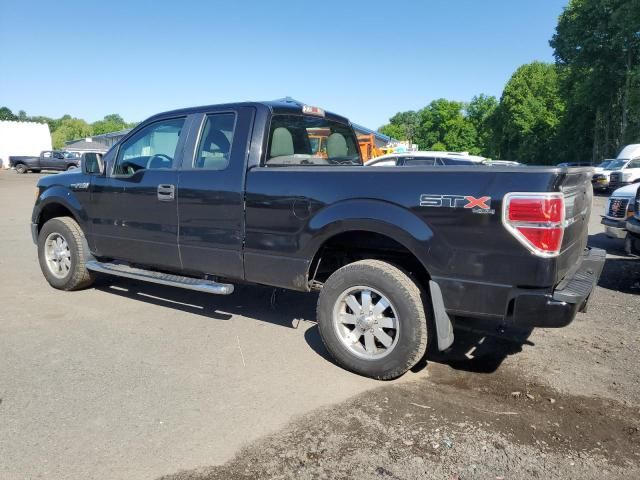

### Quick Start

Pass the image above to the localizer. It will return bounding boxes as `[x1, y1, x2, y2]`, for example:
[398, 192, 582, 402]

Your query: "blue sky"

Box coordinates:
[0, 0, 568, 129]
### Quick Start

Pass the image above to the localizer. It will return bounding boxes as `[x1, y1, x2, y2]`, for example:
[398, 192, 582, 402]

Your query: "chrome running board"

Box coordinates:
[86, 260, 234, 295]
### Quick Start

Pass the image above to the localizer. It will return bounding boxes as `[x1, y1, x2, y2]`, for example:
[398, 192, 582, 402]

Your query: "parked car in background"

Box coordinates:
[601, 183, 639, 239]
[625, 186, 640, 254]
[9, 150, 81, 173]
[592, 159, 627, 191]
[607, 144, 640, 190]
[593, 159, 615, 173]
[557, 162, 593, 167]
[483, 160, 523, 167]
[365, 151, 485, 167]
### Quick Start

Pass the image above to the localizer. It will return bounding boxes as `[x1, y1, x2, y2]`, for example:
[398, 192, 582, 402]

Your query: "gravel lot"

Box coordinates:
[1, 170, 639, 479]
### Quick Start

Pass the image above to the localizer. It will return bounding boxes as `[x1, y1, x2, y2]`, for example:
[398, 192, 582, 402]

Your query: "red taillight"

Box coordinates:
[503, 193, 565, 257]
[507, 197, 563, 223]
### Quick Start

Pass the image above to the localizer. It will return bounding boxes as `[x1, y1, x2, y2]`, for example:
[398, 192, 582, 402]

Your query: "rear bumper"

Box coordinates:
[508, 248, 606, 327]
[601, 216, 628, 239]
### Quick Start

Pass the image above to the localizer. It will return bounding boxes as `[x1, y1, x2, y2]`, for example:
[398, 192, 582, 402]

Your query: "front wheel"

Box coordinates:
[37, 217, 95, 290]
[317, 259, 429, 380]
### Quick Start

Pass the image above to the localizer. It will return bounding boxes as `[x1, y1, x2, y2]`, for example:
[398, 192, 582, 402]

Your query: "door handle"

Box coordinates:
[157, 184, 175, 201]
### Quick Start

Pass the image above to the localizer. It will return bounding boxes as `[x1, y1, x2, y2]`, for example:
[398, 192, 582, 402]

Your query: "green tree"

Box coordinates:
[51, 117, 93, 149]
[379, 110, 420, 144]
[91, 113, 130, 135]
[551, 0, 640, 161]
[466, 94, 499, 157]
[416, 99, 480, 154]
[497, 62, 564, 163]
[0, 106, 17, 121]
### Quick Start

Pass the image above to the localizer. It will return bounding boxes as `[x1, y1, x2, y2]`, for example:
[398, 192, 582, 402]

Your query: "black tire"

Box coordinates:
[37, 217, 95, 291]
[66, 164, 78, 171]
[317, 259, 429, 380]
[14, 163, 27, 174]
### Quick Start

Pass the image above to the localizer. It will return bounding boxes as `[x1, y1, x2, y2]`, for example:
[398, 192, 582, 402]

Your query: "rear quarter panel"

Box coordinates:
[244, 166, 575, 309]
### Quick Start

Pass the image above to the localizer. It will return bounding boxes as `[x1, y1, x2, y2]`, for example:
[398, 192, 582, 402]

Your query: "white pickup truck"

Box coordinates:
[605, 144, 640, 191]
[601, 183, 640, 239]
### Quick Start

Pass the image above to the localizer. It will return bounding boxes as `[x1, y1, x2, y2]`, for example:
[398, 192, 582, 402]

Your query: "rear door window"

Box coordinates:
[194, 113, 236, 170]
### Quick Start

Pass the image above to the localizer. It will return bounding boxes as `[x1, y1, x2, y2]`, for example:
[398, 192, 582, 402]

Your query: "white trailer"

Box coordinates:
[0, 120, 52, 169]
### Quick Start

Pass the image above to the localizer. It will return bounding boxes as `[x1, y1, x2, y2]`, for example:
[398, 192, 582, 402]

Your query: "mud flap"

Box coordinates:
[429, 280, 454, 351]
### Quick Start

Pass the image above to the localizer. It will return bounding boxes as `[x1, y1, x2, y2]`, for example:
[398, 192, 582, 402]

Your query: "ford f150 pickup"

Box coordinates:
[30, 100, 605, 379]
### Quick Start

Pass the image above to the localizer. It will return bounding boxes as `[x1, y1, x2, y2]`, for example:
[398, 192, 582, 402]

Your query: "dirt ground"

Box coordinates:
[160, 194, 640, 480]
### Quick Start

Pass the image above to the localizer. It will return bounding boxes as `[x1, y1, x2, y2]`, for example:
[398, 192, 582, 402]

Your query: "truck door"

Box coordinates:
[40, 151, 54, 169]
[176, 107, 254, 279]
[88, 116, 192, 270]
[53, 151, 67, 170]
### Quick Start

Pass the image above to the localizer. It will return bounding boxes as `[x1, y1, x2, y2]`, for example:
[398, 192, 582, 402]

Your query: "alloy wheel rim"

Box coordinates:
[332, 286, 400, 360]
[44, 232, 71, 279]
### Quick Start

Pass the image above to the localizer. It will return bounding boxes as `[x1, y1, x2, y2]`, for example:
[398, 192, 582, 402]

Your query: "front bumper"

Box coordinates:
[625, 217, 640, 254]
[601, 216, 628, 239]
[592, 179, 610, 190]
[508, 248, 606, 328]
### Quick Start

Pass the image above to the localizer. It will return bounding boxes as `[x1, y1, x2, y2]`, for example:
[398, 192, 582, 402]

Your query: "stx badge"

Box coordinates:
[419, 194, 494, 214]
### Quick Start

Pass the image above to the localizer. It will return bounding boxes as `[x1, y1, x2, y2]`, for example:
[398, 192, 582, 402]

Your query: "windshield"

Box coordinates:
[598, 160, 613, 168]
[605, 159, 627, 170]
[265, 114, 362, 166]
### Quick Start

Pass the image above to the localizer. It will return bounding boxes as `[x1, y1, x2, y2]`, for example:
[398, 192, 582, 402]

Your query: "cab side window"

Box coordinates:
[114, 118, 185, 176]
[194, 113, 236, 170]
[628, 159, 640, 169]
[403, 157, 436, 166]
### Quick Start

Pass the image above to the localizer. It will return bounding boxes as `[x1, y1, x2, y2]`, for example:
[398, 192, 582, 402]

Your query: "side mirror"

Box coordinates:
[82, 154, 105, 175]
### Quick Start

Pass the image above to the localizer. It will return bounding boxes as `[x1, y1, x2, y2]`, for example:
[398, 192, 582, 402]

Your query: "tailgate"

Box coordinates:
[555, 169, 593, 284]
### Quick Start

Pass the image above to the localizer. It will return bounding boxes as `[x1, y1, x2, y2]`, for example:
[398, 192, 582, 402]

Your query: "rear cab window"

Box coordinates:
[265, 114, 362, 166]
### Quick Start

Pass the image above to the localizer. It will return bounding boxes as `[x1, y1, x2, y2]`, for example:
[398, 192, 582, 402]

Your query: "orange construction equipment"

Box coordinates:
[358, 134, 384, 162]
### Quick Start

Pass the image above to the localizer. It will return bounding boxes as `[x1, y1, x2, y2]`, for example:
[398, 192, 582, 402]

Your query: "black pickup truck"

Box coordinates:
[11, 150, 81, 173]
[30, 100, 605, 379]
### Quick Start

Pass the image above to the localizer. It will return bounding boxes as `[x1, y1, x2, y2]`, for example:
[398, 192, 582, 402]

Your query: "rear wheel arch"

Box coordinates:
[307, 226, 432, 289]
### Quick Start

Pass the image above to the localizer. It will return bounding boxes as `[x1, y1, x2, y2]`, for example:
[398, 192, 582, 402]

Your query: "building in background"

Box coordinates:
[64, 138, 108, 155]
[0, 121, 52, 169]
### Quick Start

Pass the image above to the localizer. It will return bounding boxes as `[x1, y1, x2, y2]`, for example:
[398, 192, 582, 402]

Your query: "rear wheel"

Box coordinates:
[66, 164, 78, 171]
[14, 163, 27, 174]
[37, 217, 95, 290]
[317, 259, 429, 380]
